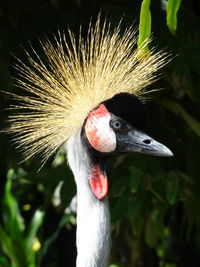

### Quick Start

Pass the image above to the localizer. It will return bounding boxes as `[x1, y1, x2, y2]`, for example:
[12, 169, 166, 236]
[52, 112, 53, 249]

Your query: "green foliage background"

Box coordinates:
[0, 0, 200, 266]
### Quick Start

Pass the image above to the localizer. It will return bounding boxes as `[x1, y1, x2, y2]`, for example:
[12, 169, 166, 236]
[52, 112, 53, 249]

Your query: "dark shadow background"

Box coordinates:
[0, 0, 200, 267]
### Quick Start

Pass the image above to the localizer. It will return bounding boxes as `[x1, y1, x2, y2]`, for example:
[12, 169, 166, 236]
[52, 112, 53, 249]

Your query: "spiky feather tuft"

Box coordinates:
[7, 17, 168, 162]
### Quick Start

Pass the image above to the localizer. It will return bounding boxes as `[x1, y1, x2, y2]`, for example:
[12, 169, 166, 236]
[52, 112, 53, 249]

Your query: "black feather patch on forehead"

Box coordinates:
[103, 93, 149, 130]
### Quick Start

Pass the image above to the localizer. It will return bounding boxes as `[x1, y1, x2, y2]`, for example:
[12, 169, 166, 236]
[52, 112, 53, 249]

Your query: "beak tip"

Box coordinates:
[163, 147, 173, 157]
[168, 151, 174, 157]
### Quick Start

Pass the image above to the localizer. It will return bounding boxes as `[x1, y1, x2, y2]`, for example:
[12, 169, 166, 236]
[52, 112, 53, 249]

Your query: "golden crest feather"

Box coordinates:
[8, 17, 168, 162]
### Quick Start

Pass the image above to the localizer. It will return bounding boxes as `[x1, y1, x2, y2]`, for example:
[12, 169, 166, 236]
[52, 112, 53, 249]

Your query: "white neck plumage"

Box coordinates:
[67, 133, 111, 267]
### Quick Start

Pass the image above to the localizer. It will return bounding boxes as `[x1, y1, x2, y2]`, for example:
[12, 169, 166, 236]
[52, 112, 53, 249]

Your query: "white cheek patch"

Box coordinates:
[85, 104, 116, 153]
[93, 115, 116, 152]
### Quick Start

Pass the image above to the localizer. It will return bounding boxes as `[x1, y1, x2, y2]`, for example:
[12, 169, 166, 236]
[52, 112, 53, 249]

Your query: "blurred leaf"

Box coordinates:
[165, 171, 179, 205]
[129, 166, 142, 193]
[4, 170, 25, 236]
[111, 177, 126, 197]
[52, 152, 65, 167]
[0, 256, 10, 267]
[159, 262, 177, 267]
[0, 174, 40, 267]
[112, 196, 128, 222]
[128, 199, 144, 237]
[128, 199, 142, 225]
[16, 168, 29, 181]
[149, 184, 167, 205]
[6, 168, 15, 180]
[166, 0, 182, 34]
[145, 218, 158, 247]
[137, 0, 151, 57]
[131, 213, 144, 237]
[0, 226, 19, 266]
[163, 100, 200, 137]
[25, 209, 44, 253]
[150, 208, 167, 237]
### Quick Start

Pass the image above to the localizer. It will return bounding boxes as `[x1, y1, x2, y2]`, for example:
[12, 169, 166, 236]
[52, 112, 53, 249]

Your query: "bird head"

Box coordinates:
[83, 92, 172, 158]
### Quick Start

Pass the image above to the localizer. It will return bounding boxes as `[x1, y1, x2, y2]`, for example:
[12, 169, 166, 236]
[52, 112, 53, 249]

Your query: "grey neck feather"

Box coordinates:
[66, 132, 111, 267]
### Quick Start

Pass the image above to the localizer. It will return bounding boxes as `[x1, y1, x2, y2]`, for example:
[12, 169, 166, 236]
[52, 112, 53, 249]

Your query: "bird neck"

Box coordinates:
[67, 133, 111, 267]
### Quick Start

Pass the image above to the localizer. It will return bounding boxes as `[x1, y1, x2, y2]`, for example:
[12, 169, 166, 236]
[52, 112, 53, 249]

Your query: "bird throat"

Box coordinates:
[89, 164, 108, 200]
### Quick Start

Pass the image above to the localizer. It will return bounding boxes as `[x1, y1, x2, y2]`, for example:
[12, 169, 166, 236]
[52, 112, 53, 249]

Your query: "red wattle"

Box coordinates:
[89, 164, 108, 200]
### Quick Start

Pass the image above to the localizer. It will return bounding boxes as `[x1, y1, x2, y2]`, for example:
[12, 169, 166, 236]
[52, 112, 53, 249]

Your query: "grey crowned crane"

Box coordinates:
[7, 17, 173, 267]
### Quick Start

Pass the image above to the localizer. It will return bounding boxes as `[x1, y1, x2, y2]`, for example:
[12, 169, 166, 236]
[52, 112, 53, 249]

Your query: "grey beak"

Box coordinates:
[117, 128, 173, 157]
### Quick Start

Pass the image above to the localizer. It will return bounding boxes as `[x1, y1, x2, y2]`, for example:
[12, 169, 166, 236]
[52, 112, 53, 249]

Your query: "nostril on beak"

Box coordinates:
[143, 139, 151, 144]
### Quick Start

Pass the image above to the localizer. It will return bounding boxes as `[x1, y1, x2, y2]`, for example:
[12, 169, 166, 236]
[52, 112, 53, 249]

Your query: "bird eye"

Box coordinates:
[110, 119, 122, 130]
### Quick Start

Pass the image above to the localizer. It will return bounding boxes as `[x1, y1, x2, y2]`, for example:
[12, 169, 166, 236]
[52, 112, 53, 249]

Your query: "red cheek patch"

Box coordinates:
[89, 164, 108, 200]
